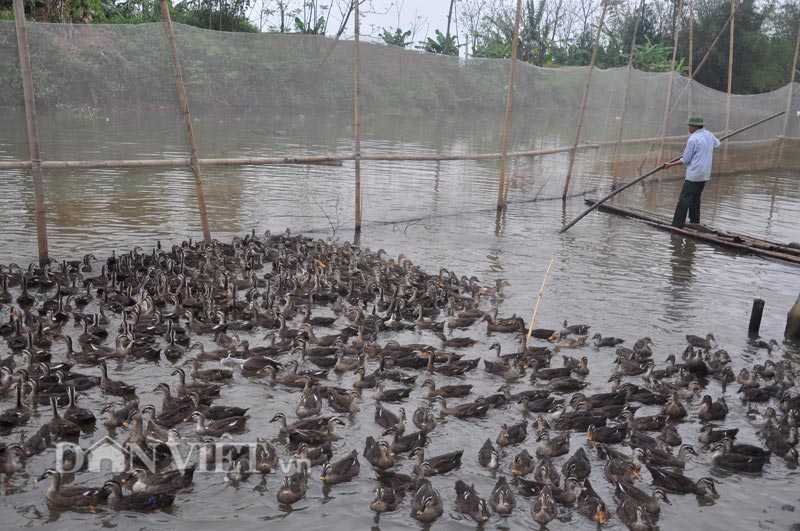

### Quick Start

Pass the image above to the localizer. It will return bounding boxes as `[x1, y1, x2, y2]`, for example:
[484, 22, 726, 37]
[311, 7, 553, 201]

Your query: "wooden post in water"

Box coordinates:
[562, 0, 607, 200]
[160, 0, 211, 244]
[498, 0, 523, 211]
[612, 0, 645, 189]
[353, 0, 363, 234]
[777, 26, 800, 169]
[787, 294, 800, 340]
[655, 0, 684, 167]
[748, 298, 765, 336]
[687, 0, 694, 118]
[13, 0, 49, 266]
[721, 0, 735, 171]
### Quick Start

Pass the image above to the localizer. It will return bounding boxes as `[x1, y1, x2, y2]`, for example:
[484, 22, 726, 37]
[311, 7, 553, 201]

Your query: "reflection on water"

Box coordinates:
[1, 109, 800, 531]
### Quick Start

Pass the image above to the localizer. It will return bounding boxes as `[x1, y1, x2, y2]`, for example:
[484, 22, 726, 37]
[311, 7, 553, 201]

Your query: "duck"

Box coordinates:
[320, 449, 360, 485]
[644, 444, 698, 468]
[125, 465, 196, 494]
[587, 423, 627, 444]
[293, 442, 333, 467]
[490, 475, 516, 514]
[711, 442, 769, 472]
[372, 381, 412, 402]
[325, 387, 361, 414]
[511, 449, 535, 476]
[593, 333, 625, 348]
[277, 464, 309, 505]
[577, 478, 609, 524]
[420, 378, 472, 399]
[410, 478, 443, 523]
[698, 424, 739, 445]
[183, 358, 233, 382]
[549, 332, 589, 349]
[104, 480, 175, 511]
[295, 381, 322, 418]
[190, 411, 248, 437]
[604, 457, 642, 484]
[0, 444, 24, 474]
[187, 391, 248, 420]
[63, 386, 96, 426]
[497, 420, 528, 446]
[535, 431, 570, 458]
[364, 437, 395, 470]
[618, 410, 668, 432]
[37, 469, 109, 508]
[370, 486, 405, 512]
[483, 357, 524, 381]
[478, 438, 500, 469]
[646, 465, 720, 497]
[411, 406, 436, 431]
[530, 485, 558, 526]
[615, 482, 671, 515]
[454, 480, 491, 523]
[533, 457, 561, 486]
[698, 395, 728, 421]
[287, 418, 346, 445]
[562, 447, 592, 480]
[662, 394, 688, 419]
[47, 396, 81, 439]
[374, 402, 405, 431]
[686, 333, 715, 350]
[226, 458, 252, 483]
[99, 360, 137, 396]
[101, 400, 139, 429]
[618, 497, 655, 531]
[432, 396, 490, 419]
[411, 446, 463, 476]
[382, 426, 427, 454]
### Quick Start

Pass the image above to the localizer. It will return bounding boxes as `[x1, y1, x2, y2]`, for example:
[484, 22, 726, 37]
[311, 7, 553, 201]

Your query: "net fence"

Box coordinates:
[0, 20, 798, 257]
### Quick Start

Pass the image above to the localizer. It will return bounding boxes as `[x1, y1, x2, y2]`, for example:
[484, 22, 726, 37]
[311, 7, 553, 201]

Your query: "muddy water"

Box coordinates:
[1, 109, 799, 530]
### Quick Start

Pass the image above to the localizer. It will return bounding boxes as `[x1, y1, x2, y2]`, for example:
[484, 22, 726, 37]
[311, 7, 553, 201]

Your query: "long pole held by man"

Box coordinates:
[663, 115, 721, 227]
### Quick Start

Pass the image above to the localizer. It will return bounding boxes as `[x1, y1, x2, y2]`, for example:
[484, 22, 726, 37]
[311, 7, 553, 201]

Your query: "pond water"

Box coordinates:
[1, 108, 799, 530]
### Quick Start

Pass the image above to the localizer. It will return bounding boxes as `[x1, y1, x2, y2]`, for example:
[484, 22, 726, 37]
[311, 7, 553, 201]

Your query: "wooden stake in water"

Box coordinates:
[562, 0, 608, 199]
[353, 0, 363, 235]
[722, 0, 736, 171]
[526, 258, 555, 346]
[497, 0, 523, 211]
[160, 0, 211, 243]
[13, 0, 49, 266]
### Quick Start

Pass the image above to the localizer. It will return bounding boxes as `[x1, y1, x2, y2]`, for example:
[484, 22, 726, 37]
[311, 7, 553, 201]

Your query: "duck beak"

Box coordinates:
[586, 433, 593, 441]
[632, 469, 643, 481]
[598, 510, 608, 524]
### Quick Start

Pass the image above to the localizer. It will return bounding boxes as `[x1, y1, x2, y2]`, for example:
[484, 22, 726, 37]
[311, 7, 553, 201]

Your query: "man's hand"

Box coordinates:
[663, 160, 681, 169]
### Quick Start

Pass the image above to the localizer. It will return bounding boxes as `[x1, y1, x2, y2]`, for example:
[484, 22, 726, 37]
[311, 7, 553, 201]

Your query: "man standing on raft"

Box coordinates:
[663, 116, 721, 227]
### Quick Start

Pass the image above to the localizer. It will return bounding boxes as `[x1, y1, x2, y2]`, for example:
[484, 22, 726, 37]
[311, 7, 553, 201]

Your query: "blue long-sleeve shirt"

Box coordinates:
[681, 128, 721, 182]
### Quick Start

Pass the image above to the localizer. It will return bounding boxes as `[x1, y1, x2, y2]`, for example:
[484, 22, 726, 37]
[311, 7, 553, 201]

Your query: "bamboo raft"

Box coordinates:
[585, 198, 800, 265]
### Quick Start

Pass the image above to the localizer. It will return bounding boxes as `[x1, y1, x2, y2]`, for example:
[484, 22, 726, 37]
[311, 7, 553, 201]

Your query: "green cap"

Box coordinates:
[687, 115, 704, 127]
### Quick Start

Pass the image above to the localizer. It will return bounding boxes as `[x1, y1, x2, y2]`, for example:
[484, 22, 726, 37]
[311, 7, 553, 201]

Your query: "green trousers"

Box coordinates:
[672, 180, 706, 227]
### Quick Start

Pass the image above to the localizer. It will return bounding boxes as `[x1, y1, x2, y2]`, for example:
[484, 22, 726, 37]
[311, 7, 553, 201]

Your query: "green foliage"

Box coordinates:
[380, 27, 412, 48]
[293, 15, 325, 34]
[418, 29, 458, 56]
[632, 37, 687, 73]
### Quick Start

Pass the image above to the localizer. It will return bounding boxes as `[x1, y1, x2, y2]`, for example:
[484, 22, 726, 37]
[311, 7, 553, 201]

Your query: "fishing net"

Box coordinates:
[0, 20, 798, 255]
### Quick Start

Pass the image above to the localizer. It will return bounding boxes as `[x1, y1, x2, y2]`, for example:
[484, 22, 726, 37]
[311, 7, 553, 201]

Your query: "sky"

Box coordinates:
[248, 0, 456, 43]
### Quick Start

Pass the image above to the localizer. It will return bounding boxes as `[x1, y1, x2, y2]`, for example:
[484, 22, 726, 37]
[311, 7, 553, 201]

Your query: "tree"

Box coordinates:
[418, 29, 459, 55]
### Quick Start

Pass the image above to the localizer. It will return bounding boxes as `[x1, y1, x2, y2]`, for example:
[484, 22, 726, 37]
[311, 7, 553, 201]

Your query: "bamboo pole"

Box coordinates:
[12, 0, 49, 267]
[655, 0, 684, 167]
[722, 0, 735, 170]
[353, 0, 363, 234]
[777, 26, 800, 168]
[612, 0, 645, 189]
[160, 0, 211, 243]
[0, 143, 605, 171]
[688, 0, 694, 117]
[562, 0, 608, 200]
[526, 258, 555, 346]
[498, 0, 523, 210]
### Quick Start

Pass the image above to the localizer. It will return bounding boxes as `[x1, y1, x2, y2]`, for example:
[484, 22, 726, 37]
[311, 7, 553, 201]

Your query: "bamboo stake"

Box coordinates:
[160, 0, 211, 243]
[353, 0, 362, 234]
[562, 0, 608, 199]
[498, 0, 523, 211]
[722, 0, 735, 170]
[526, 258, 555, 346]
[688, 0, 694, 117]
[0, 144, 605, 171]
[777, 26, 800, 169]
[13, 0, 48, 267]
[655, 0, 684, 167]
[560, 110, 784, 233]
[612, 0, 645, 189]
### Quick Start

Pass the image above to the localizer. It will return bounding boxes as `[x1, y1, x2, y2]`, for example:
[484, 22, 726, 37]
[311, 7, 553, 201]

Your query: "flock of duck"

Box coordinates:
[0, 229, 796, 529]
